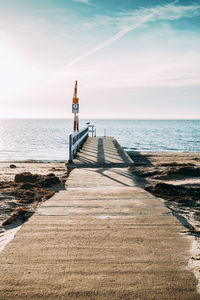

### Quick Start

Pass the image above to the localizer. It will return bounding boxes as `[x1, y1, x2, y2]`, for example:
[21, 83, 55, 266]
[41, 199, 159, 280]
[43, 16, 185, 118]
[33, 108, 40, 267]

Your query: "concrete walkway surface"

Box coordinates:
[68, 137, 133, 168]
[0, 137, 199, 299]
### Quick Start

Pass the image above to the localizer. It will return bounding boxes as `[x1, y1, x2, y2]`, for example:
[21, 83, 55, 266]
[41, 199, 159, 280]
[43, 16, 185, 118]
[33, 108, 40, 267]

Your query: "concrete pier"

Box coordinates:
[0, 137, 199, 299]
[68, 137, 133, 168]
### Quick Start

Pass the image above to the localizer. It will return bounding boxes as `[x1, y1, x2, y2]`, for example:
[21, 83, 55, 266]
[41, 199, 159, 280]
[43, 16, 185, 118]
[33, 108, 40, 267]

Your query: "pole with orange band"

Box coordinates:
[72, 80, 79, 132]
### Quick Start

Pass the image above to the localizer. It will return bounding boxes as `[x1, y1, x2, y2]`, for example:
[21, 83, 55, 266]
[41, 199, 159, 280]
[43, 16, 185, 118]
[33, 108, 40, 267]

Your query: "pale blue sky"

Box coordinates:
[0, 0, 200, 118]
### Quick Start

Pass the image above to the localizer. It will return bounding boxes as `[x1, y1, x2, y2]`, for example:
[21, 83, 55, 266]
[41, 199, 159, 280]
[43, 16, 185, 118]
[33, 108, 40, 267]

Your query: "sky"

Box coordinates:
[0, 0, 200, 119]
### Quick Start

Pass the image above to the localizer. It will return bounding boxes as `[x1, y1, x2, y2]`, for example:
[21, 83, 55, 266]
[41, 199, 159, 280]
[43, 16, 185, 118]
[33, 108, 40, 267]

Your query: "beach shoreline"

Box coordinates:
[0, 151, 200, 296]
[1, 152, 200, 231]
[0, 152, 200, 287]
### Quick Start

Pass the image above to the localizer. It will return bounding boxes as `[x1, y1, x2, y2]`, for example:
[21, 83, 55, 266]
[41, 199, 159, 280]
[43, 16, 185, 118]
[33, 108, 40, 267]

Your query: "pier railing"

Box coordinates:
[68, 125, 96, 162]
[68, 127, 89, 162]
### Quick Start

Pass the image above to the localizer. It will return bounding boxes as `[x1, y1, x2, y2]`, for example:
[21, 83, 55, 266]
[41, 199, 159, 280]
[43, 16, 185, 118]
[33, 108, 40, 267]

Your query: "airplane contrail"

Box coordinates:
[64, 1, 200, 70]
[64, 13, 154, 70]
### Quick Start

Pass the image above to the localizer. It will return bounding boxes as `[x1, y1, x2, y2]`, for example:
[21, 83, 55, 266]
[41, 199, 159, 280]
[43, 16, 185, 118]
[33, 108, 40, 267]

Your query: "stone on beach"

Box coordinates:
[9, 164, 17, 169]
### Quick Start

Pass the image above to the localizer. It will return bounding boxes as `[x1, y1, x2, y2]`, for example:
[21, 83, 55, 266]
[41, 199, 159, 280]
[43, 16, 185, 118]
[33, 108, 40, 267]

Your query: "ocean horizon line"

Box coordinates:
[1, 118, 200, 121]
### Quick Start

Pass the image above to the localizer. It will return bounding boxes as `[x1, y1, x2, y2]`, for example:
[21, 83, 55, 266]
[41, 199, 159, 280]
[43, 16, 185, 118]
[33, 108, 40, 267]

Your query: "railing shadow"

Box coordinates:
[127, 151, 153, 166]
[94, 168, 133, 187]
[127, 151, 200, 237]
[72, 137, 133, 166]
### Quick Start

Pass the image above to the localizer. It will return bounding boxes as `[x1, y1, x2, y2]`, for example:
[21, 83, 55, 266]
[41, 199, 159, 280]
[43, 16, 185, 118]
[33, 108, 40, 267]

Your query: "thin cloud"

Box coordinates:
[64, 2, 200, 70]
[39, 9, 69, 13]
[65, 13, 154, 69]
[156, 75, 200, 82]
[72, 0, 90, 4]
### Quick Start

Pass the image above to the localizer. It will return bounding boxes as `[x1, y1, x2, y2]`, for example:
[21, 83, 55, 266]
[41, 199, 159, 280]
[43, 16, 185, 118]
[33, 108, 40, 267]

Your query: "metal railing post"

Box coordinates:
[69, 134, 73, 163]
[68, 126, 92, 162]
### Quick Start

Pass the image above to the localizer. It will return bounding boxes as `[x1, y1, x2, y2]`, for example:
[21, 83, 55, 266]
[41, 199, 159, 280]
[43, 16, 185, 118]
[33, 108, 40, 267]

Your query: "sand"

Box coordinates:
[128, 151, 200, 229]
[128, 151, 200, 290]
[1, 153, 200, 247]
[0, 153, 200, 296]
[0, 162, 68, 252]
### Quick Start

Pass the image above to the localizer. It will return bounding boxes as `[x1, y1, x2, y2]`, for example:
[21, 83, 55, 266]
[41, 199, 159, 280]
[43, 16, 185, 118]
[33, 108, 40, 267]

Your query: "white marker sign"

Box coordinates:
[72, 103, 79, 113]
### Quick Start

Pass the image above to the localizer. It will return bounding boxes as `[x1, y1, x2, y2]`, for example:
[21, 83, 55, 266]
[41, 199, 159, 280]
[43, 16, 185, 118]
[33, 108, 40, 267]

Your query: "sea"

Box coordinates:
[0, 119, 199, 161]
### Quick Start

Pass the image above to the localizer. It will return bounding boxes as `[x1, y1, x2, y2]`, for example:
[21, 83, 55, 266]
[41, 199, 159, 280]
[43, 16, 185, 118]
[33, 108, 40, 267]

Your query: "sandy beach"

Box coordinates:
[129, 151, 200, 290]
[0, 162, 70, 251]
[128, 151, 200, 231]
[1, 152, 200, 244]
[0, 140, 200, 298]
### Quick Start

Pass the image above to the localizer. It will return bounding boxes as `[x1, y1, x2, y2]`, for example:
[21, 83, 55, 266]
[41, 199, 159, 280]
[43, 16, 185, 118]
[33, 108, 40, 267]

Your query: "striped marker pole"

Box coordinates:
[72, 80, 79, 132]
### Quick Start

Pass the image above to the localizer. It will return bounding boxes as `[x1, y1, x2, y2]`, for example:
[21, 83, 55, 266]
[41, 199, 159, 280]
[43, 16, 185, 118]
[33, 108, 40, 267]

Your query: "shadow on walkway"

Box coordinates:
[69, 137, 133, 168]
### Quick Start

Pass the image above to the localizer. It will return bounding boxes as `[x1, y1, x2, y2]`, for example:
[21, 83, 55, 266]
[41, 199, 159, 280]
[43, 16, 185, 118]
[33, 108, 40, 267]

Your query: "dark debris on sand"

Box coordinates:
[157, 166, 200, 179]
[0, 169, 72, 226]
[2, 207, 34, 226]
[128, 152, 200, 209]
[146, 183, 200, 207]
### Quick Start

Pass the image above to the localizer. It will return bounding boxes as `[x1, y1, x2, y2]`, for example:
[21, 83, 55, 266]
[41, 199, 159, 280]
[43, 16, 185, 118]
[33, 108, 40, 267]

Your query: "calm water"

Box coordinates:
[0, 119, 199, 161]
